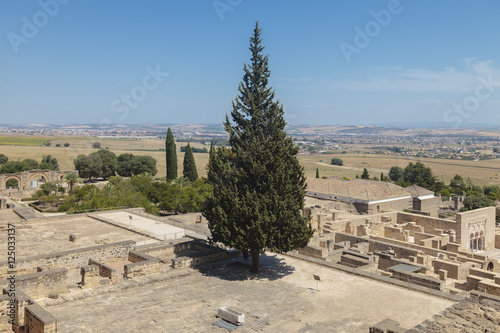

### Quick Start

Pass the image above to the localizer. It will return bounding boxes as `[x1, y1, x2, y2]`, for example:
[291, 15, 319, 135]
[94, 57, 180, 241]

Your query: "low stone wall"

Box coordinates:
[13, 291, 31, 332]
[130, 240, 230, 272]
[139, 240, 212, 258]
[297, 245, 327, 259]
[340, 253, 374, 270]
[396, 212, 457, 235]
[80, 265, 101, 289]
[334, 233, 421, 260]
[124, 250, 161, 278]
[124, 258, 160, 278]
[171, 249, 227, 268]
[0, 294, 11, 332]
[466, 274, 500, 297]
[0, 268, 67, 299]
[0, 240, 135, 279]
[466, 267, 500, 296]
[376, 251, 426, 272]
[367, 234, 484, 264]
[477, 279, 500, 297]
[433, 259, 475, 280]
[89, 258, 117, 282]
[383, 226, 406, 242]
[128, 250, 155, 263]
[389, 268, 444, 290]
[469, 267, 497, 279]
[25, 303, 58, 333]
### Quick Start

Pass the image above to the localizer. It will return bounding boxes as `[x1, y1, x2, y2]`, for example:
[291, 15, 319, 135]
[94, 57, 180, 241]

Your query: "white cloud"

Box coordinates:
[276, 60, 500, 94]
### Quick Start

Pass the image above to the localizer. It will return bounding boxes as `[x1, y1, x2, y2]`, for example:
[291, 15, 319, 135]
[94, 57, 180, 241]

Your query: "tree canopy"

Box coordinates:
[117, 153, 157, 177]
[165, 128, 177, 181]
[330, 158, 343, 166]
[182, 143, 198, 181]
[96, 149, 118, 179]
[203, 22, 313, 272]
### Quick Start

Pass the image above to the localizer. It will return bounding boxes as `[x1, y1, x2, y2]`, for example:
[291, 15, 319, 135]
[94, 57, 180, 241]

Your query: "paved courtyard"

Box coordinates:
[47, 254, 453, 332]
[97, 212, 185, 240]
[0, 216, 152, 260]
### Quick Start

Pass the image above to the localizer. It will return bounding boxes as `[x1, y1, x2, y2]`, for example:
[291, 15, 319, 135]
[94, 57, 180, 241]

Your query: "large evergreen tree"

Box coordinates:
[203, 22, 313, 273]
[165, 127, 177, 181]
[183, 143, 198, 181]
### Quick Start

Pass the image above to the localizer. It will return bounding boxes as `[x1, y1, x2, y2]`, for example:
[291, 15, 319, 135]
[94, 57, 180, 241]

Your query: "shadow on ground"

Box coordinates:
[196, 253, 295, 281]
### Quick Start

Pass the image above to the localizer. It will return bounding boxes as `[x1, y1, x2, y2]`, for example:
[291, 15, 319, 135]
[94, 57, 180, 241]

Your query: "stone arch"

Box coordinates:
[4, 176, 21, 189]
[29, 173, 48, 183]
[56, 173, 66, 181]
[484, 259, 499, 272]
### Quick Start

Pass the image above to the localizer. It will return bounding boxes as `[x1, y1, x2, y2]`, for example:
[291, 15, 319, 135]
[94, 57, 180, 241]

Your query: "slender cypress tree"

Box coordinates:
[203, 22, 313, 273]
[183, 143, 198, 181]
[316, 168, 320, 178]
[165, 128, 177, 181]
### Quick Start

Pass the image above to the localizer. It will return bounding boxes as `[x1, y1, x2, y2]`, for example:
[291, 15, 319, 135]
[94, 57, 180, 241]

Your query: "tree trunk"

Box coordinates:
[250, 252, 260, 273]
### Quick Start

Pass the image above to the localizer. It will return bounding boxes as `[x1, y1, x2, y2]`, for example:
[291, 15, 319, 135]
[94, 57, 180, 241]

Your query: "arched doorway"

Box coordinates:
[30, 174, 48, 188]
[5, 176, 20, 189]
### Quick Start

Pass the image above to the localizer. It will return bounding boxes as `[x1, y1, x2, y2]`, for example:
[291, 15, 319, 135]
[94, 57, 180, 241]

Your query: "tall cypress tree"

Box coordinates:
[316, 168, 320, 178]
[203, 22, 313, 273]
[165, 128, 177, 181]
[183, 143, 198, 181]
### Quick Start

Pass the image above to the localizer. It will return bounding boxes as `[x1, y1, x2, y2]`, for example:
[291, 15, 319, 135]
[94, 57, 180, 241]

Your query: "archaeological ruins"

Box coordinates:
[0, 176, 499, 332]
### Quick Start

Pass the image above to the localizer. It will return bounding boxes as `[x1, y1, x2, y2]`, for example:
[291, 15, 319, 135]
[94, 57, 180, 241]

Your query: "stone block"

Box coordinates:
[438, 269, 447, 281]
[218, 306, 245, 325]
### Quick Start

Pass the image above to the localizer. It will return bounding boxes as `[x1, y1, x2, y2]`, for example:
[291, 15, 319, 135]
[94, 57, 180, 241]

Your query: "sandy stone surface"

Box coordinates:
[0, 210, 22, 222]
[0, 216, 151, 260]
[98, 212, 185, 240]
[47, 253, 454, 332]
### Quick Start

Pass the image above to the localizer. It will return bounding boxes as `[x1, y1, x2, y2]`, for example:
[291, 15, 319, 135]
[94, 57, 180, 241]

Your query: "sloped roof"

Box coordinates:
[405, 185, 434, 197]
[307, 177, 411, 202]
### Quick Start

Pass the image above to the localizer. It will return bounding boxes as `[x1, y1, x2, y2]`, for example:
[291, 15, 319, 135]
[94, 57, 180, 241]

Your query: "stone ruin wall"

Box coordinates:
[0, 268, 68, 299]
[0, 240, 135, 279]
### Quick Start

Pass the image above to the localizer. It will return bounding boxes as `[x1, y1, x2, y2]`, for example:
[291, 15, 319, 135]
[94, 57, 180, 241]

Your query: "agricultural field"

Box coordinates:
[300, 154, 500, 186]
[0, 137, 210, 179]
[1, 135, 500, 186]
[0, 135, 55, 146]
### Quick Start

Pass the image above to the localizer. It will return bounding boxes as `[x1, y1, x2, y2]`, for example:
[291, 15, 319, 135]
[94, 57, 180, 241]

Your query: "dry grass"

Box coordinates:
[0, 136, 54, 146]
[0, 137, 210, 179]
[2, 136, 500, 186]
[300, 154, 500, 186]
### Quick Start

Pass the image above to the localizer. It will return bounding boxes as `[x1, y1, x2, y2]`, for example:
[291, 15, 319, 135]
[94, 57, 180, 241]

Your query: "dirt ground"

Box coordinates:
[47, 253, 454, 332]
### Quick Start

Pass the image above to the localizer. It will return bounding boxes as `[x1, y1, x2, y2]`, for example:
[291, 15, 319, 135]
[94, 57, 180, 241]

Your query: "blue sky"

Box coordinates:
[2, 0, 500, 128]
